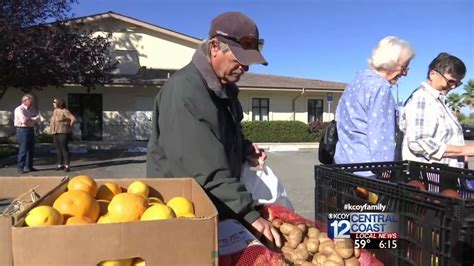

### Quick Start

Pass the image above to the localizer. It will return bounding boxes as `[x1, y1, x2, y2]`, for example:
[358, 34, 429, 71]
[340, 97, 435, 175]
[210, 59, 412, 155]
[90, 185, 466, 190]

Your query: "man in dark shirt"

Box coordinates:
[146, 12, 281, 247]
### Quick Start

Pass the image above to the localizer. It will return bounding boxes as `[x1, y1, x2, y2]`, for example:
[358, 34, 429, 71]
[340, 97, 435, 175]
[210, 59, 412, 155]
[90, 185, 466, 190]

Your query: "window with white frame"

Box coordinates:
[252, 98, 269, 121]
[308, 99, 323, 122]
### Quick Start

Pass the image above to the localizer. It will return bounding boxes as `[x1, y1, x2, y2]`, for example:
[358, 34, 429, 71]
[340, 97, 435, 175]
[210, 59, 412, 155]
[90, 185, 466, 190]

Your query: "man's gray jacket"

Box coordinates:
[146, 48, 260, 224]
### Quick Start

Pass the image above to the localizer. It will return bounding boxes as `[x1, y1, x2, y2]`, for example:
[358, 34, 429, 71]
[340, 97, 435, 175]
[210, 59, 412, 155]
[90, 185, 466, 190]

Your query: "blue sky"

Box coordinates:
[72, 0, 473, 103]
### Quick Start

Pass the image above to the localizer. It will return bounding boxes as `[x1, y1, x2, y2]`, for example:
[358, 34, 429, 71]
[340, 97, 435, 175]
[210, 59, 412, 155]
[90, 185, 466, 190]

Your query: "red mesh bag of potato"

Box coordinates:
[260, 204, 315, 226]
[218, 219, 285, 266]
[259, 204, 384, 266]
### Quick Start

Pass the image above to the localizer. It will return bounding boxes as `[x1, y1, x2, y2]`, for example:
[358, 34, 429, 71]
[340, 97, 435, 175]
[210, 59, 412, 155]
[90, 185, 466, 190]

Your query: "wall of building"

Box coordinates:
[239, 90, 341, 123]
[92, 18, 198, 72]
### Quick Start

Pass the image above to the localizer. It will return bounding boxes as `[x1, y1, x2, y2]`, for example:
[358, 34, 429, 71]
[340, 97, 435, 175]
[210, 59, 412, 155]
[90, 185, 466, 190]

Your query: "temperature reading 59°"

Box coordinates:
[354, 239, 371, 249]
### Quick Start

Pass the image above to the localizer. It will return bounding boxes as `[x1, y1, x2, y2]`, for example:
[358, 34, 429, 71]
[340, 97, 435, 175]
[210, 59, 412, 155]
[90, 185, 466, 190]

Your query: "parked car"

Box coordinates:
[462, 125, 474, 140]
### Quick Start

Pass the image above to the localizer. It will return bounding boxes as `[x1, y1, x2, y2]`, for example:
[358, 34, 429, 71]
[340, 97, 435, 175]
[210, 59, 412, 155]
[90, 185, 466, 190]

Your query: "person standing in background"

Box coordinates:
[14, 94, 40, 174]
[401, 53, 473, 168]
[335, 36, 415, 165]
[50, 98, 76, 172]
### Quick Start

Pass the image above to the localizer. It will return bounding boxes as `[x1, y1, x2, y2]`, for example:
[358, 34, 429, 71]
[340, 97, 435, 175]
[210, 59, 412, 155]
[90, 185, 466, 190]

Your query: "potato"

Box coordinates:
[322, 260, 343, 266]
[305, 238, 320, 254]
[281, 246, 294, 254]
[291, 248, 310, 262]
[312, 253, 327, 265]
[319, 240, 335, 254]
[308, 227, 321, 239]
[354, 248, 361, 258]
[345, 257, 360, 266]
[272, 218, 283, 229]
[280, 223, 296, 235]
[297, 242, 306, 250]
[318, 232, 328, 240]
[287, 227, 304, 248]
[297, 223, 307, 234]
[326, 253, 344, 265]
[293, 259, 306, 265]
[319, 237, 332, 245]
[335, 239, 354, 259]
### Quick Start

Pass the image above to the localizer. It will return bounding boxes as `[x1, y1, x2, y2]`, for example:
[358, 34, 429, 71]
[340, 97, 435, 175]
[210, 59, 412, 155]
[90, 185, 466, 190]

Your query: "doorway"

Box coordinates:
[68, 94, 103, 141]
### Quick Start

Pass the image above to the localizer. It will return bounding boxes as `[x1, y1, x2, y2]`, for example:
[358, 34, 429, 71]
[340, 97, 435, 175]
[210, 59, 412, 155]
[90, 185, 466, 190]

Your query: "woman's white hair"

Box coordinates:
[368, 36, 415, 71]
[200, 38, 231, 61]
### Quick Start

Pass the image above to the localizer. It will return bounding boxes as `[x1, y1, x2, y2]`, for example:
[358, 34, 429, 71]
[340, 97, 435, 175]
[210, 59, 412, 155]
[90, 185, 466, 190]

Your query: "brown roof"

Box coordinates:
[109, 68, 347, 90]
[237, 72, 346, 91]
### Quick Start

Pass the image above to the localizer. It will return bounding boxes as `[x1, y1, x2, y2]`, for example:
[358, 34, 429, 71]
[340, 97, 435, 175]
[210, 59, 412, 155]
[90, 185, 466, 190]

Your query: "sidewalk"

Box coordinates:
[0, 141, 318, 178]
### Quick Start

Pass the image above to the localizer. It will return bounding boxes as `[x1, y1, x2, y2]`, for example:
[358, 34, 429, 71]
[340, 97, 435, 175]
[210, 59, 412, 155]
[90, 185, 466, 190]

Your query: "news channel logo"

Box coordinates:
[327, 212, 399, 239]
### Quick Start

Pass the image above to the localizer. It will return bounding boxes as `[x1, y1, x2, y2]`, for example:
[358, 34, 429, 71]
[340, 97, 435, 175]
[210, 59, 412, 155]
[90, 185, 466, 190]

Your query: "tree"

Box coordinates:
[461, 79, 474, 107]
[0, 0, 113, 99]
[447, 92, 464, 111]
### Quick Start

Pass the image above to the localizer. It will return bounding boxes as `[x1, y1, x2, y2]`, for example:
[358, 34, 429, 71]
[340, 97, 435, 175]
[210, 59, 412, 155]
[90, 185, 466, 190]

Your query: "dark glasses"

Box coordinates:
[215, 34, 264, 51]
[434, 70, 463, 87]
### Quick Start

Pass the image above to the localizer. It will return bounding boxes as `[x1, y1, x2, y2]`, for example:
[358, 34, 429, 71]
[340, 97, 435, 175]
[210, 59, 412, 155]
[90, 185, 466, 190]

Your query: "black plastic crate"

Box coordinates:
[314, 161, 474, 266]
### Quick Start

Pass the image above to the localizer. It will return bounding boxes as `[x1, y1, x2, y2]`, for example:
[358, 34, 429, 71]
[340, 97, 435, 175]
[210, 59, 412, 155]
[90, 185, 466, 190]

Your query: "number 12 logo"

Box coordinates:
[328, 219, 350, 238]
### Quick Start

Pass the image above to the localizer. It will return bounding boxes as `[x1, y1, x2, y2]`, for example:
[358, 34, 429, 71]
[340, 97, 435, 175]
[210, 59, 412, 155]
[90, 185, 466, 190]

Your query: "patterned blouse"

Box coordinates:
[50, 108, 73, 134]
[335, 69, 396, 164]
[400, 82, 465, 168]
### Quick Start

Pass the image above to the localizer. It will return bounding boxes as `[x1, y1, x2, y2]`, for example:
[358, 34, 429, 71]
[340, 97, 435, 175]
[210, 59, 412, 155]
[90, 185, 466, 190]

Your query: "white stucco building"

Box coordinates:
[0, 12, 345, 141]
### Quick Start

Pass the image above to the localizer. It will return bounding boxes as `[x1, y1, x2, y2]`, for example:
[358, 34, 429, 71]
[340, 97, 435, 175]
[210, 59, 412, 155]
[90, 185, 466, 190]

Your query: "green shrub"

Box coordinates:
[241, 121, 318, 142]
[456, 112, 466, 122]
[461, 118, 474, 125]
[36, 133, 53, 143]
[0, 135, 17, 144]
[0, 145, 17, 159]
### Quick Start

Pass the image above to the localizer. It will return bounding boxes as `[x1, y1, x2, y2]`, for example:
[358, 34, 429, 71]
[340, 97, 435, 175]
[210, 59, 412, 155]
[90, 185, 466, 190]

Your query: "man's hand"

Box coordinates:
[247, 143, 267, 168]
[251, 217, 281, 248]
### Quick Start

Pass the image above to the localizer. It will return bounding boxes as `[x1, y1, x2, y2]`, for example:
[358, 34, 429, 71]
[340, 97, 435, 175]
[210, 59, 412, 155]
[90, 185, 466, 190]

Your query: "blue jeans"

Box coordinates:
[16, 127, 35, 170]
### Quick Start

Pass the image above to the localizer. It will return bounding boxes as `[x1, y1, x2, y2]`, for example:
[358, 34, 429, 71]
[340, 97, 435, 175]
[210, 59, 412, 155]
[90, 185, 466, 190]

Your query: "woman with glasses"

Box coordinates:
[50, 98, 76, 172]
[335, 36, 415, 166]
[400, 52, 474, 168]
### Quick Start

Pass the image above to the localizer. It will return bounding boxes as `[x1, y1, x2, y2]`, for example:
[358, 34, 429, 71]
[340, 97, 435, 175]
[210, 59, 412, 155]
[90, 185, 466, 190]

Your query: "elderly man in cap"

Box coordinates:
[146, 12, 281, 247]
[14, 94, 40, 174]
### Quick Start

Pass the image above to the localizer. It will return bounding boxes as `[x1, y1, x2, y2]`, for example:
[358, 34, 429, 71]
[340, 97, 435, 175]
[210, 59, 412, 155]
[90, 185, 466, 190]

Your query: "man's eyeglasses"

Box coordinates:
[434, 70, 463, 88]
[215, 34, 264, 51]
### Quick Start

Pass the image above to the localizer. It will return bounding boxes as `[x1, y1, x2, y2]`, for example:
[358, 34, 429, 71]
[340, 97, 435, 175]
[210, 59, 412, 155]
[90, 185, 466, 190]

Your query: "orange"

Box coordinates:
[127, 181, 149, 199]
[97, 214, 112, 224]
[53, 190, 100, 222]
[166, 196, 194, 217]
[141, 204, 175, 221]
[98, 258, 134, 266]
[96, 182, 122, 201]
[108, 193, 147, 223]
[67, 175, 98, 196]
[148, 197, 164, 206]
[65, 216, 93, 225]
[25, 205, 63, 227]
[132, 258, 146, 266]
[178, 212, 196, 218]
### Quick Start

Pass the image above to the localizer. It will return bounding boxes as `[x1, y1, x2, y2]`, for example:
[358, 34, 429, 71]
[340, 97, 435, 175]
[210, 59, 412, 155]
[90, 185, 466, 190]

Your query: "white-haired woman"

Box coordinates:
[335, 36, 415, 165]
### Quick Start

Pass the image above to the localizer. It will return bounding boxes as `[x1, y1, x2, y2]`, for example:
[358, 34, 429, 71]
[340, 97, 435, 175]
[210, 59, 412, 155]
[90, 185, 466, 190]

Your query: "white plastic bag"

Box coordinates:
[241, 162, 293, 210]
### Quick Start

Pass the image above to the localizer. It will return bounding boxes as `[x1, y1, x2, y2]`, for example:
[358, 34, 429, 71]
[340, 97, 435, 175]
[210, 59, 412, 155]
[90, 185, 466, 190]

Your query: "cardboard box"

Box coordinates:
[0, 176, 66, 266]
[12, 178, 218, 265]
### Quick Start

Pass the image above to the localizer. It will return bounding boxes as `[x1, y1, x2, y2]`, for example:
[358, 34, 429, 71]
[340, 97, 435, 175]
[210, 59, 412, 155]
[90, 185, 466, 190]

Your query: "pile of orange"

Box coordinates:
[24, 175, 196, 227]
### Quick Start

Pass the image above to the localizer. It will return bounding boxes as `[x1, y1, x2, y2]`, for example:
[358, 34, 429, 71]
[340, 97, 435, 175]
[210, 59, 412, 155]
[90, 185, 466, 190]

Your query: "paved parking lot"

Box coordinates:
[0, 147, 319, 220]
[3, 143, 474, 222]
